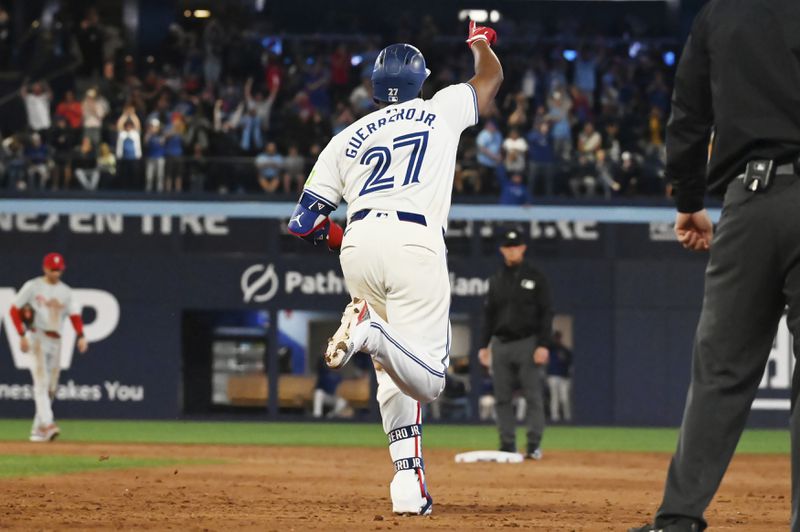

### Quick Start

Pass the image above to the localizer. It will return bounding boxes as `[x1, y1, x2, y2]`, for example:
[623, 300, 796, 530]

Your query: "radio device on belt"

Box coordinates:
[743, 159, 774, 192]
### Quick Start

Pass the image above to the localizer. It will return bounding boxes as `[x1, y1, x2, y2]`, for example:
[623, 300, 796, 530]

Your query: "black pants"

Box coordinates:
[656, 175, 800, 531]
[490, 335, 546, 451]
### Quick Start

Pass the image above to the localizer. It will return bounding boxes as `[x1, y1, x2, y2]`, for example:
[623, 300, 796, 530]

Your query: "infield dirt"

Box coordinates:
[0, 442, 790, 530]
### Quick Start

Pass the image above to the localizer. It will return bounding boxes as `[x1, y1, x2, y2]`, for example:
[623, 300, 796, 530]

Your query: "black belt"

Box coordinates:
[349, 209, 427, 227]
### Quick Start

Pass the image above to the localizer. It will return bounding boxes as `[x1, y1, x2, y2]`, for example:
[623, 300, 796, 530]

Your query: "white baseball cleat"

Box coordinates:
[391, 470, 433, 516]
[30, 423, 60, 443]
[325, 297, 371, 369]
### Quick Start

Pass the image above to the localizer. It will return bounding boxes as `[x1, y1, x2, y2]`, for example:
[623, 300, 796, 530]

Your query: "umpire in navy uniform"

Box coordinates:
[631, 1, 800, 531]
[478, 228, 553, 459]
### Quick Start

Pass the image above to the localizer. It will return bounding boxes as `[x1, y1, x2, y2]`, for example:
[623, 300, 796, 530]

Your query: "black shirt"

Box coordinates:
[667, 0, 800, 213]
[480, 261, 553, 348]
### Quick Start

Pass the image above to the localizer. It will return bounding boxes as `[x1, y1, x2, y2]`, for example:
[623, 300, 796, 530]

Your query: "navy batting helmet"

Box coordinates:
[371, 43, 431, 104]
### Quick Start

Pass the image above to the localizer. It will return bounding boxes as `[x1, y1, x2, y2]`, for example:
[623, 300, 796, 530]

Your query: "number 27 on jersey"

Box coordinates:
[359, 131, 429, 196]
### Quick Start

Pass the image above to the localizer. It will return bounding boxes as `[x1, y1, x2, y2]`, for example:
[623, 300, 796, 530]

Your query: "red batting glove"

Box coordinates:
[466, 20, 497, 48]
[327, 220, 344, 251]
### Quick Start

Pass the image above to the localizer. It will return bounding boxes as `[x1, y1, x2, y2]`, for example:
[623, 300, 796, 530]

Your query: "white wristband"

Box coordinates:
[466, 34, 489, 46]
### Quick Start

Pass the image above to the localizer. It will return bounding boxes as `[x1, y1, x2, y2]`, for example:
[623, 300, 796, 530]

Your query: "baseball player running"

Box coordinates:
[9, 253, 88, 442]
[288, 21, 502, 515]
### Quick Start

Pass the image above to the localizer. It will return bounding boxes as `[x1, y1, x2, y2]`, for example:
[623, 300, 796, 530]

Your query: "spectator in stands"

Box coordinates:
[0, 8, 681, 202]
[282, 145, 305, 194]
[81, 88, 109, 149]
[546, 331, 573, 423]
[77, 7, 104, 78]
[255, 142, 282, 193]
[505, 92, 529, 130]
[97, 142, 116, 188]
[305, 60, 331, 116]
[185, 107, 212, 154]
[240, 77, 274, 153]
[571, 148, 620, 198]
[144, 118, 166, 192]
[616, 151, 641, 195]
[573, 48, 597, 104]
[329, 44, 351, 103]
[646, 106, 665, 155]
[73, 137, 100, 190]
[527, 122, 558, 196]
[115, 106, 142, 189]
[21, 81, 52, 135]
[186, 144, 207, 192]
[476, 120, 503, 192]
[4, 137, 25, 190]
[603, 122, 622, 164]
[25, 133, 51, 189]
[546, 89, 572, 160]
[599, 76, 621, 116]
[202, 19, 225, 89]
[577, 121, 602, 162]
[499, 172, 533, 205]
[503, 128, 528, 177]
[263, 52, 284, 94]
[349, 77, 375, 117]
[55, 91, 82, 130]
[570, 85, 593, 124]
[51, 116, 78, 189]
[454, 138, 482, 193]
[594, 149, 621, 198]
[164, 113, 185, 192]
[332, 103, 354, 136]
[647, 71, 670, 116]
[99, 61, 125, 111]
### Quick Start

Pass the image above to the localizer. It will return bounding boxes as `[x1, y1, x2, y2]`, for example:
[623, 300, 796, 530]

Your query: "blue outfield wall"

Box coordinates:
[0, 211, 792, 427]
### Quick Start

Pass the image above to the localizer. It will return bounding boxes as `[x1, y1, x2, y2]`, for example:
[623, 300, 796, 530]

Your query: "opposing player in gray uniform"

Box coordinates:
[288, 21, 503, 515]
[9, 253, 88, 442]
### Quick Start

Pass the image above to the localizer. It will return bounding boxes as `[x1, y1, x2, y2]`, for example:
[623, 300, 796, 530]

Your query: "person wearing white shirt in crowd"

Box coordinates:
[502, 128, 528, 175]
[21, 81, 52, 133]
[81, 88, 109, 148]
[115, 107, 142, 189]
[577, 122, 602, 160]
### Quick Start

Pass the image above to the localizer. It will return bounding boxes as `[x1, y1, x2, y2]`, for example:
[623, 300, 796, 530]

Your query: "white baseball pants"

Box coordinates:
[339, 211, 450, 404]
[29, 330, 62, 429]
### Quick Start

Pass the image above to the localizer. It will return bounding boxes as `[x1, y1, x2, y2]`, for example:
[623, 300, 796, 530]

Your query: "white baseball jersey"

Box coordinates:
[304, 83, 479, 231]
[14, 277, 78, 333]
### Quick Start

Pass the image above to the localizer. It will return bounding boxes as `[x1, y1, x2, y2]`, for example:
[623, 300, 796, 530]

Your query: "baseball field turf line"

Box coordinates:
[0, 420, 789, 454]
[0, 455, 197, 478]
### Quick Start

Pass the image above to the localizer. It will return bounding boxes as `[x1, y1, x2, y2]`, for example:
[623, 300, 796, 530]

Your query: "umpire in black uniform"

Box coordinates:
[631, 1, 800, 531]
[478, 228, 553, 458]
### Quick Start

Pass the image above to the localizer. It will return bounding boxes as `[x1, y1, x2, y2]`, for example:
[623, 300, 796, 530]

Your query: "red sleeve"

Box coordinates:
[9, 306, 25, 336]
[69, 314, 84, 336]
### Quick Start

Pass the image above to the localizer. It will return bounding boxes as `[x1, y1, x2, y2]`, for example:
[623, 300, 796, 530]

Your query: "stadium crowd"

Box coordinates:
[0, 6, 678, 201]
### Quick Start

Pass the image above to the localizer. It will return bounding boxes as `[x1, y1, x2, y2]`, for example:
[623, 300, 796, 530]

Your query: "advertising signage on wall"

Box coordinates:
[0, 214, 790, 425]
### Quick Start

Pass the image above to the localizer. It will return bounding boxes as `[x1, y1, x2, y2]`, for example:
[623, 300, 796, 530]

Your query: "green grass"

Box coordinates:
[0, 420, 790, 454]
[0, 454, 186, 478]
